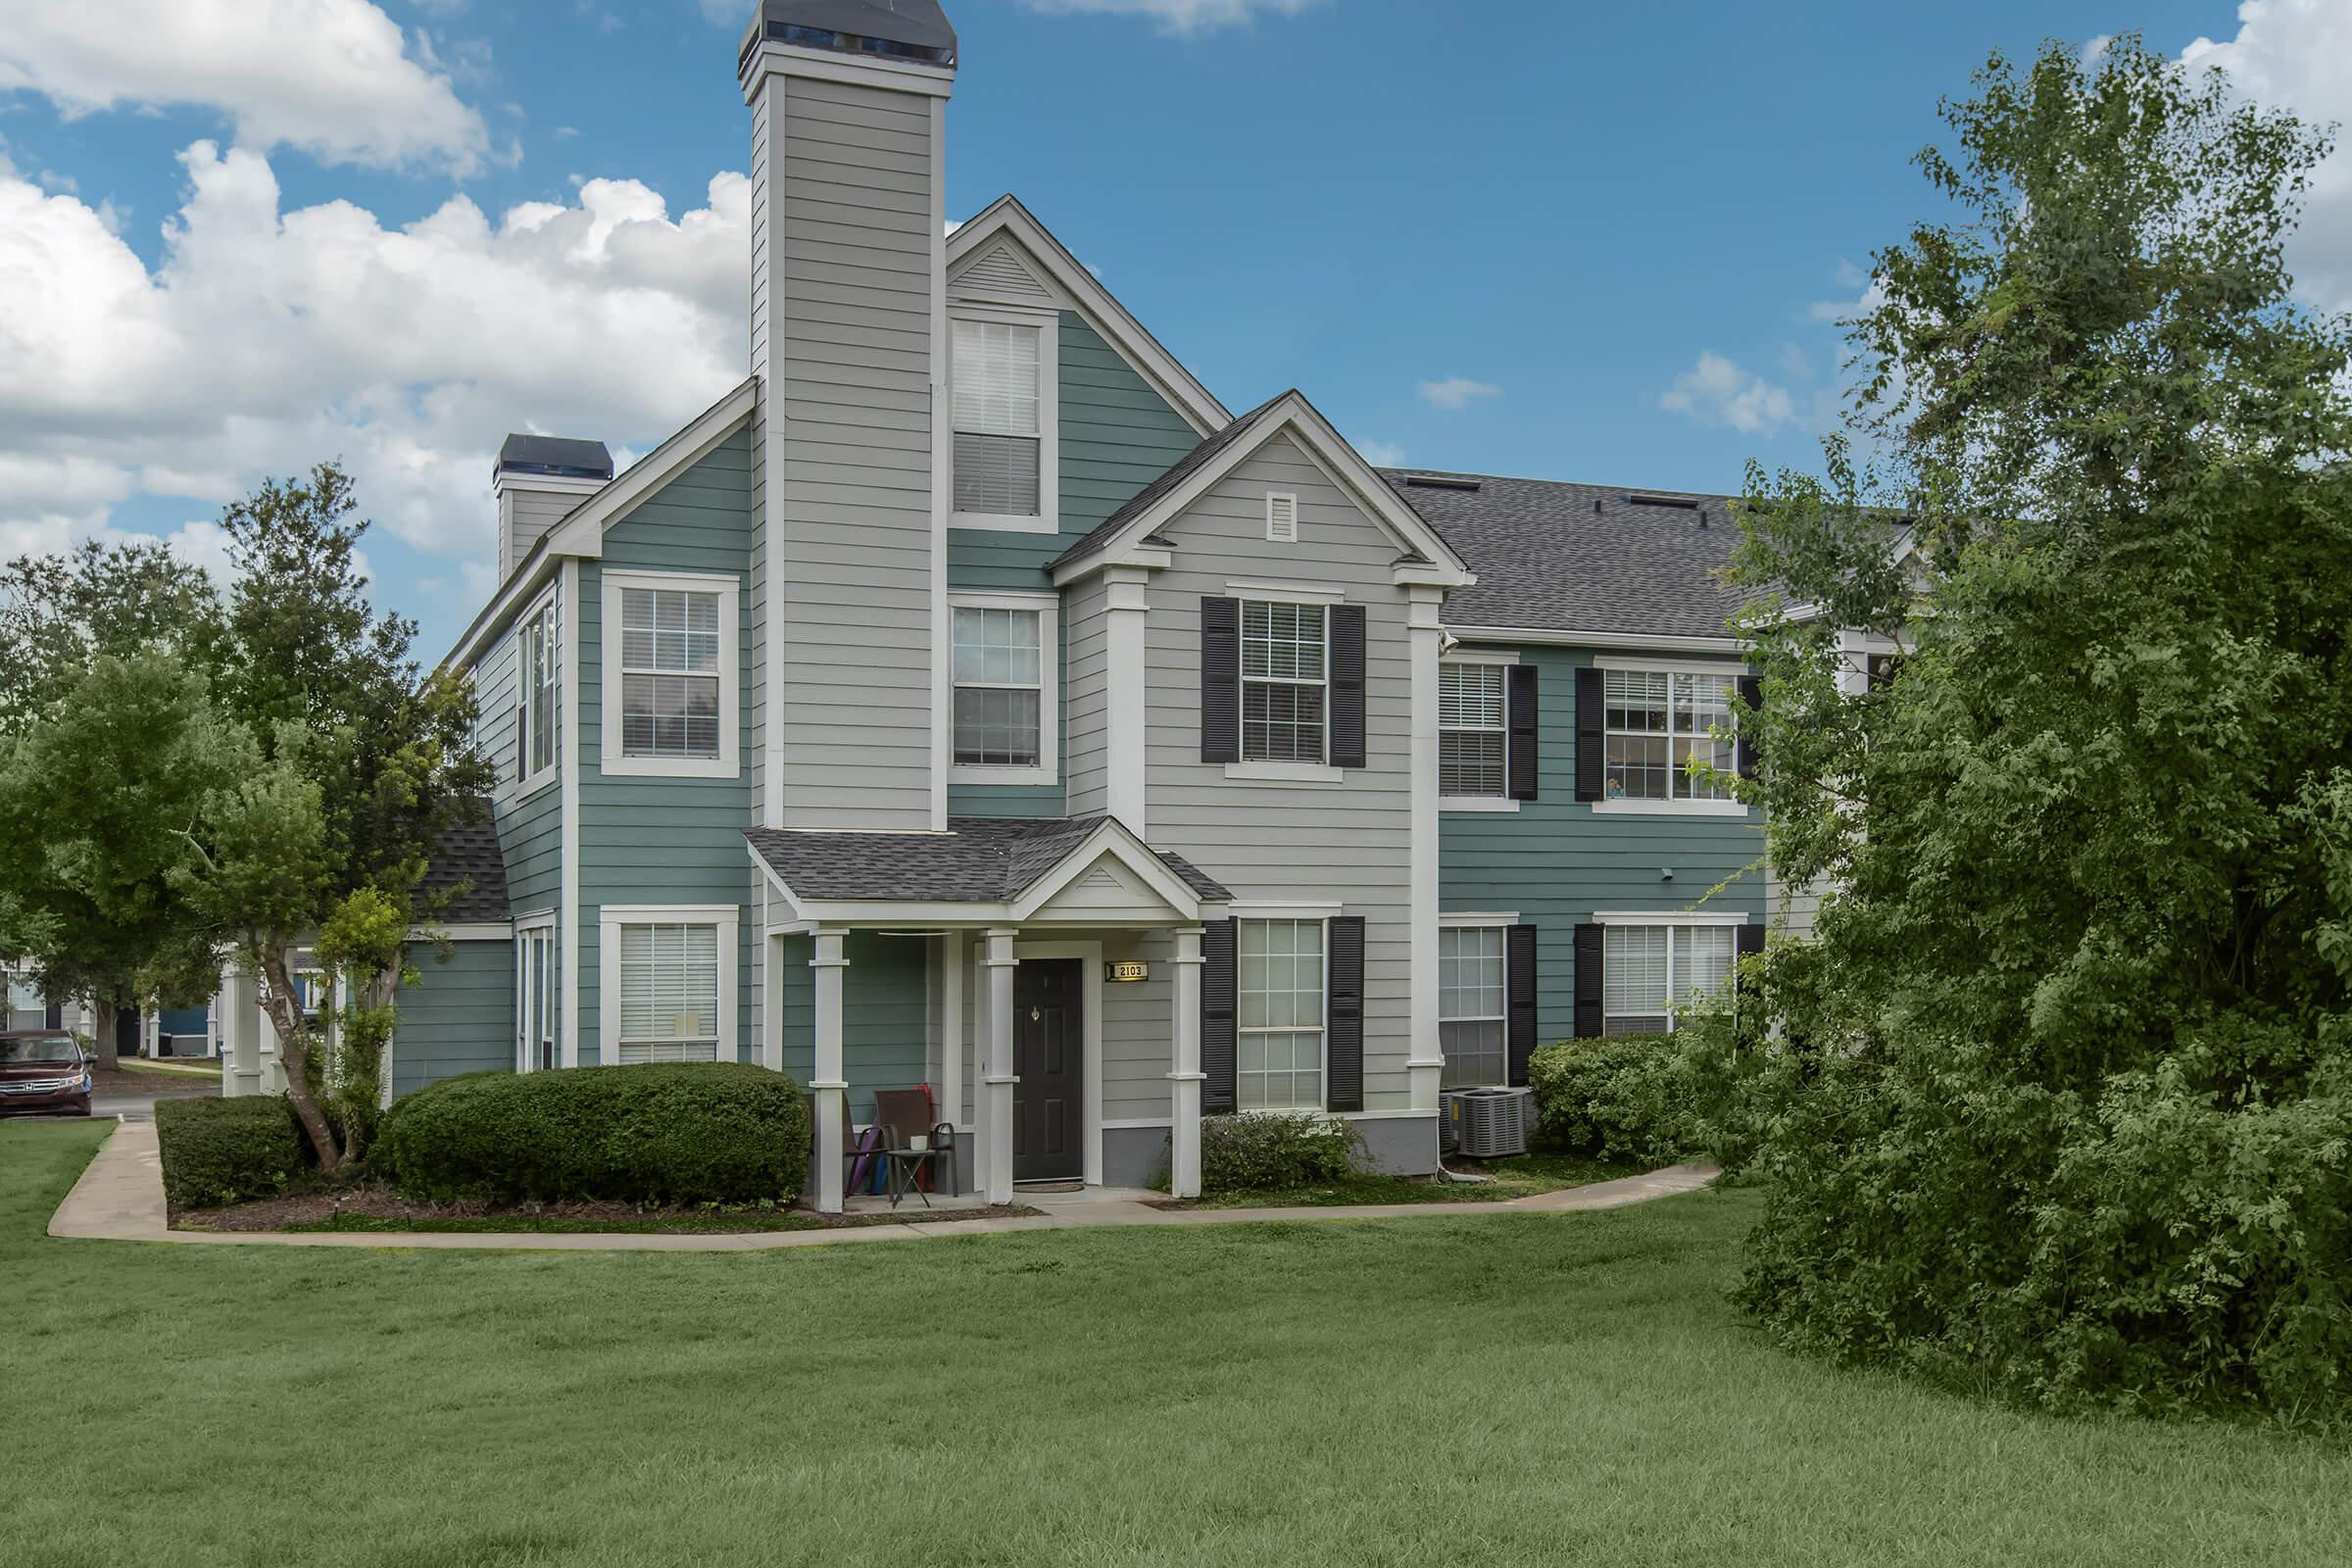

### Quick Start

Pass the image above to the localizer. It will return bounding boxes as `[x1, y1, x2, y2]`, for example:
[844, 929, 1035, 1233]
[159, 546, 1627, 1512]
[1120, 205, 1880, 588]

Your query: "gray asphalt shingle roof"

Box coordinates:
[1381, 469, 1761, 640]
[747, 816, 1230, 905]
[420, 812, 509, 924]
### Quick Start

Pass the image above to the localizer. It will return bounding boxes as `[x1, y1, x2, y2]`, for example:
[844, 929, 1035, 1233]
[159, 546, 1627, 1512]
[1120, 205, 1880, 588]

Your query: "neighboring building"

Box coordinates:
[242, 0, 1777, 1209]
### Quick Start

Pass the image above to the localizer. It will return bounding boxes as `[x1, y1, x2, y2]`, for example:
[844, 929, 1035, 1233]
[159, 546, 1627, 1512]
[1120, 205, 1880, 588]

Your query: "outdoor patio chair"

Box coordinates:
[871, 1087, 949, 1195]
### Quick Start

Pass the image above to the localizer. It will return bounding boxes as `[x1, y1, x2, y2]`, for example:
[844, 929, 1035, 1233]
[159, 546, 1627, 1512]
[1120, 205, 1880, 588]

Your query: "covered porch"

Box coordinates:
[746, 817, 1232, 1214]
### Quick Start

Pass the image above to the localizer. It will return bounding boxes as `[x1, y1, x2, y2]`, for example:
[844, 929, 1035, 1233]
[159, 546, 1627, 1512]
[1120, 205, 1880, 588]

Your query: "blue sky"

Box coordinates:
[0, 0, 2336, 658]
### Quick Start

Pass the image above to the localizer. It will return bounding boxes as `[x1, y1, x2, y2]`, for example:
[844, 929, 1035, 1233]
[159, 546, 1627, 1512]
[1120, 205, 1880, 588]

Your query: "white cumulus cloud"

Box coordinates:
[1353, 439, 1405, 467]
[1417, 376, 1499, 412]
[1019, 0, 1326, 35]
[2180, 0, 2352, 314]
[0, 0, 494, 175]
[1660, 352, 1798, 434]
[0, 140, 751, 598]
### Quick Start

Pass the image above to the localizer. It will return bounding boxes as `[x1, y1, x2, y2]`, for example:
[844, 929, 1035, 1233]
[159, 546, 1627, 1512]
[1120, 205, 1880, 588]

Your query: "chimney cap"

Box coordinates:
[496, 434, 613, 482]
[741, 1, 956, 73]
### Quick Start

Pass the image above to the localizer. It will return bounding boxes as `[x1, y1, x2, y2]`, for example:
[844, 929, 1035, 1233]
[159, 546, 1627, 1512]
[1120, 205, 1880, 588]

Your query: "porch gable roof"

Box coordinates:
[746, 815, 1229, 919]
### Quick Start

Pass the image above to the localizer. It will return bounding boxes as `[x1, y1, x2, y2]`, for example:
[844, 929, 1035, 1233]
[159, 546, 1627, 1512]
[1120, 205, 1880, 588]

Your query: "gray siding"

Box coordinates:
[390, 939, 514, 1098]
[1101, 929, 1173, 1123]
[1141, 431, 1420, 1111]
[1438, 643, 1767, 1042]
[500, 489, 578, 582]
[770, 74, 937, 830]
[573, 431, 758, 1064]
[1062, 573, 1111, 818]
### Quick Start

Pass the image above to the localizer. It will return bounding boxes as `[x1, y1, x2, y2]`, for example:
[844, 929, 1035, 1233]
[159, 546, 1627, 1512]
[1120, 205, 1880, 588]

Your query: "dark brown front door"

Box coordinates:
[1013, 958, 1083, 1182]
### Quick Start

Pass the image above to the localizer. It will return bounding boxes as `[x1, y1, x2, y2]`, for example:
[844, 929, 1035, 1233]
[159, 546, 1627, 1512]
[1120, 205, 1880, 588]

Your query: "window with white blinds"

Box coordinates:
[953, 318, 1043, 517]
[1439, 925, 1507, 1087]
[1241, 600, 1327, 763]
[615, 923, 720, 1064]
[620, 588, 721, 760]
[1440, 662, 1507, 797]
[1603, 923, 1737, 1034]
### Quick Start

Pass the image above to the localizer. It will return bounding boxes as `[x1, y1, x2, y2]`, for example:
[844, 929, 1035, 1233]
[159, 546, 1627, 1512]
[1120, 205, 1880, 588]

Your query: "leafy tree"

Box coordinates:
[0, 540, 220, 736]
[173, 463, 491, 1171]
[1720, 36, 2352, 1425]
[0, 657, 241, 1068]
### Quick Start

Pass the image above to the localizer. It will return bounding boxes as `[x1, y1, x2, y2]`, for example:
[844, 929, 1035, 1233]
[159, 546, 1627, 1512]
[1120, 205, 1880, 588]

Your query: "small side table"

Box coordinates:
[883, 1146, 943, 1208]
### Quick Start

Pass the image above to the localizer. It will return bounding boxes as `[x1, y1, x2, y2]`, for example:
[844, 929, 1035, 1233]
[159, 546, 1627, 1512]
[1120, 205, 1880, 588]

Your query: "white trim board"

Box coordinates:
[1591, 909, 1754, 926]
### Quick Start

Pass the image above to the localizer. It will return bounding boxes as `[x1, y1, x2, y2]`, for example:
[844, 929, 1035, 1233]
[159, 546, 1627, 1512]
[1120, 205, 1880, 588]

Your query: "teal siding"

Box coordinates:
[390, 939, 514, 1097]
[770, 931, 931, 1124]
[1439, 645, 1767, 1042]
[574, 429, 759, 1064]
[946, 312, 1200, 821]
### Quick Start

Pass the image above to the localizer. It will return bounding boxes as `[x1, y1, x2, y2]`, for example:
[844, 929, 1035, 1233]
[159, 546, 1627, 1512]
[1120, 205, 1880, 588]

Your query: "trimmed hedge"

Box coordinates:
[1527, 1034, 1701, 1166]
[373, 1062, 812, 1205]
[1200, 1110, 1360, 1192]
[156, 1095, 311, 1208]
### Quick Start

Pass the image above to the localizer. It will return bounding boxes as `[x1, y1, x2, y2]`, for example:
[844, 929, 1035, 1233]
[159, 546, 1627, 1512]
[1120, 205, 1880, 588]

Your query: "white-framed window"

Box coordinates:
[1600, 662, 1739, 806]
[599, 905, 739, 1067]
[1602, 920, 1738, 1034]
[949, 591, 1058, 788]
[515, 591, 560, 793]
[1238, 917, 1325, 1110]
[1440, 660, 1509, 801]
[1241, 600, 1328, 764]
[951, 309, 1058, 534]
[514, 918, 557, 1072]
[600, 569, 740, 779]
[1438, 924, 1507, 1087]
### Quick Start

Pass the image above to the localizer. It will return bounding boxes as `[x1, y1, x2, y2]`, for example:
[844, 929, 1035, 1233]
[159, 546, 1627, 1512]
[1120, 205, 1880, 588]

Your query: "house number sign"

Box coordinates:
[1104, 960, 1151, 983]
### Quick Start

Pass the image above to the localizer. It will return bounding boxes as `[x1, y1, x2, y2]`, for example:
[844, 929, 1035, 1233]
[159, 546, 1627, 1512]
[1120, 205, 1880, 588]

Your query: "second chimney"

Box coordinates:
[494, 434, 612, 582]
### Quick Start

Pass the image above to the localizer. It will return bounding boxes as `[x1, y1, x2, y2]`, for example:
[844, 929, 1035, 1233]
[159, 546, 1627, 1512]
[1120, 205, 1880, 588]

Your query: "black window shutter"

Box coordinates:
[1328, 605, 1366, 769]
[1325, 915, 1365, 1111]
[1572, 923, 1605, 1038]
[1738, 674, 1762, 781]
[44, 1004, 62, 1031]
[1736, 921, 1766, 959]
[1506, 923, 1539, 1086]
[1200, 598, 1240, 764]
[1506, 663, 1539, 801]
[515, 704, 528, 783]
[1200, 919, 1238, 1113]
[1574, 666, 1605, 802]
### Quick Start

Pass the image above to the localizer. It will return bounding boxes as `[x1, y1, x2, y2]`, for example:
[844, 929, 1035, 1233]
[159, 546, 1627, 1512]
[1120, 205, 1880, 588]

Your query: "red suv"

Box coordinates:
[0, 1031, 93, 1117]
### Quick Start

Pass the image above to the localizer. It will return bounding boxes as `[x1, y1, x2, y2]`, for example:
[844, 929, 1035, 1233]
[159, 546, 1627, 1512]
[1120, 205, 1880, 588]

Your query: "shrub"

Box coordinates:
[1527, 1034, 1701, 1166]
[156, 1095, 311, 1208]
[1200, 1110, 1360, 1192]
[373, 1062, 812, 1205]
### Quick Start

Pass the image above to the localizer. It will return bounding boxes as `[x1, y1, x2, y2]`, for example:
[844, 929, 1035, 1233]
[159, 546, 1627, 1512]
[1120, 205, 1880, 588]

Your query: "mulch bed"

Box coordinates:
[175, 1184, 1030, 1235]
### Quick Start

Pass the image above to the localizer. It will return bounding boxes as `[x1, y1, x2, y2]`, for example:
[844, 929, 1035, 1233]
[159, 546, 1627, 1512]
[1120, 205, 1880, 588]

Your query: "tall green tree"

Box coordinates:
[0, 540, 220, 737]
[0, 657, 241, 1067]
[173, 463, 492, 1170]
[1721, 35, 2352, 1424]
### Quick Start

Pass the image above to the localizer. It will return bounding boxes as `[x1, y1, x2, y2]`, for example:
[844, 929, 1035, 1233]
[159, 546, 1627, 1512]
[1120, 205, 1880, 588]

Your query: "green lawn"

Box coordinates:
[10, 1121, 2348, 1568]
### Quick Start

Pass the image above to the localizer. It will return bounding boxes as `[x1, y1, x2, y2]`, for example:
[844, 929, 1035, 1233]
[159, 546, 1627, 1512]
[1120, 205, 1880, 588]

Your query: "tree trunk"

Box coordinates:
[258, 945, 342, 1174]
[90, 996, 121, 1078]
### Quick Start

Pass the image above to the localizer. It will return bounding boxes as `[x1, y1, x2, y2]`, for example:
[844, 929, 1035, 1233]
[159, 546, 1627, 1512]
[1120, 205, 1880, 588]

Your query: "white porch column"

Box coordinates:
[1405, 585, 1446, 1115]
[1167, 925, 1205, 1199]
[941, 932, 966, 1195]
[222, 965, 263, 1099]
[979, 926, 1019, 1205]
[810, 926, 850, 1214]
[1102, 564, 1152, 834]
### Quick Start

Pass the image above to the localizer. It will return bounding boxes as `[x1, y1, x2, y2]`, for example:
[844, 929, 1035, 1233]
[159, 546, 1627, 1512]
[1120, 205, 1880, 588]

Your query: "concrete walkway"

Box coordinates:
[47, 1119, 1719, 1254]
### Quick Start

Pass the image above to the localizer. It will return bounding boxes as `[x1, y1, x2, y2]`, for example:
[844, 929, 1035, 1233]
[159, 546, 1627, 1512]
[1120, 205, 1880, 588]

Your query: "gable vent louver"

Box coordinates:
[957, 243, 1055, 303]
[1265, 492, 1299, 543]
